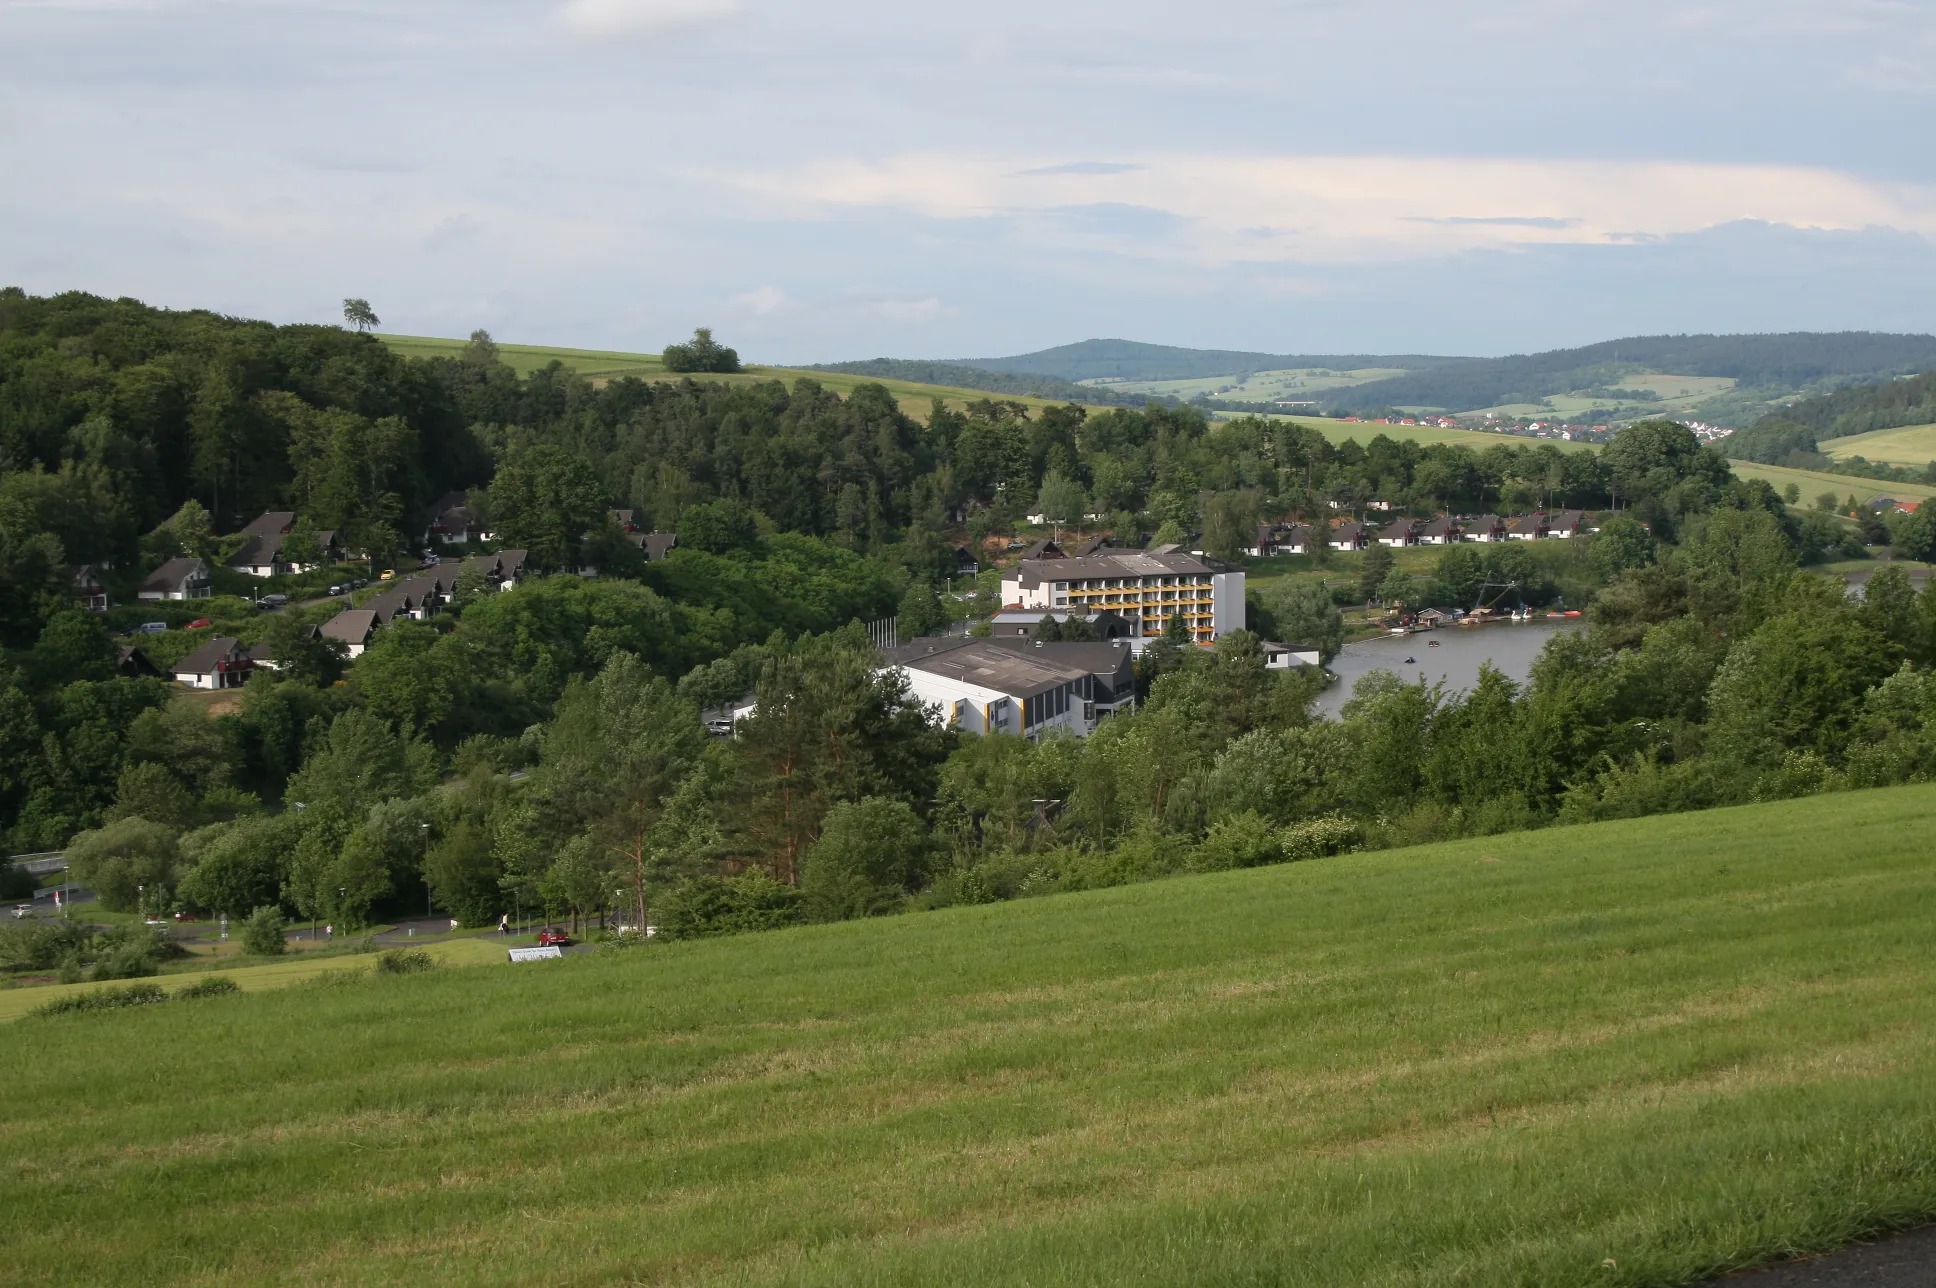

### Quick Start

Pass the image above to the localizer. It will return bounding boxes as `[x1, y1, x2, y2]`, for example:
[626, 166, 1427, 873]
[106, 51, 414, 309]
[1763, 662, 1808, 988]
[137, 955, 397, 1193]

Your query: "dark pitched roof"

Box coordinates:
[634, 532, 678, 561]
[1064, 535, 1113, 558]
[172, 637, 249, 676]
[139, 557, 207, 593]
[237, 512, 296, 539]
[321, 609, 379, 644]
[228, 533, 284, 567]
[116, 646, 161, 678]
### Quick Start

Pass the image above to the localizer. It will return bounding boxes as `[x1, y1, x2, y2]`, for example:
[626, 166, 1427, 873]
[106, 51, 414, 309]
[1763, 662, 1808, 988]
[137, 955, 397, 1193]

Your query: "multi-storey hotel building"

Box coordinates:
[999, 549, 1245, 644]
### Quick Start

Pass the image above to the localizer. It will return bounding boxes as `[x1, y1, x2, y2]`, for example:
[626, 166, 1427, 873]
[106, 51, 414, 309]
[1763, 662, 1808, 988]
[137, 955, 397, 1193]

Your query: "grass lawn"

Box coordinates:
[5, 787, 1936, 1285]
[1819, 422, 1936, 469]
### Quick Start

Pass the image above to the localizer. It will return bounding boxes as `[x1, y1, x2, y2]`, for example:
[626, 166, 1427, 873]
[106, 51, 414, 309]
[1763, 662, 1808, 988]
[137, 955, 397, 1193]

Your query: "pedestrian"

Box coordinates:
[499, 912, 508, 937]
[325, 923, 332, 942]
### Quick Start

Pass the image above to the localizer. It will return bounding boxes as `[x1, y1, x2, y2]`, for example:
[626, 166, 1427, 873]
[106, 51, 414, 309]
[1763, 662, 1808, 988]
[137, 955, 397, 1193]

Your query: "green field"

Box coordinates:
[7, 786, 1936, 1286]
[377, 334, 1103, 419]
[1726, 458, 1936, 505]
[1820, 422, 1936, 469]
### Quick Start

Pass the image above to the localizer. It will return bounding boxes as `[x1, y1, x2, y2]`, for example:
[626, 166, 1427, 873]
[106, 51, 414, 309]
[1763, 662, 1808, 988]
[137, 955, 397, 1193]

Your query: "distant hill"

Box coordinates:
[803, 358, 1146, 406]
[1758, 368, 1936, 439]
[953, 339, 1464, 383]
[1325, 332, 1936, 414]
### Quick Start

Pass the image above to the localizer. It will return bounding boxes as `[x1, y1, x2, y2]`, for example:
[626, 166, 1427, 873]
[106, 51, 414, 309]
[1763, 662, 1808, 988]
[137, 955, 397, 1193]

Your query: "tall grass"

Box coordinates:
[3, 786, 1936, 1286]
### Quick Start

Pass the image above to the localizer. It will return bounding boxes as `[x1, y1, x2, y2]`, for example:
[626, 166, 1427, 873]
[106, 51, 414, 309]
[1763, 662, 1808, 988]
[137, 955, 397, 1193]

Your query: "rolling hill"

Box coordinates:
[8, 785, 1936, 1285]
[954, 338, 1463, 383]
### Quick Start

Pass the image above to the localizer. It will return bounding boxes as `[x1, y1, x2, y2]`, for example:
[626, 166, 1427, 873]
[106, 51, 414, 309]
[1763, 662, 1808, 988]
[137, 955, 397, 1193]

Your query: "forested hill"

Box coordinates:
[954, 339, 1463, 383]
[1759, 368, 1936, 440]
[804, 358, 1146, 406]
[1324, 332, 1936, 413]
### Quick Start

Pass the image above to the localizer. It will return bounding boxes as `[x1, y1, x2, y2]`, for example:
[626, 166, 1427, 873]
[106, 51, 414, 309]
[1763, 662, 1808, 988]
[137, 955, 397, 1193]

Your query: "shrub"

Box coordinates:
[1280, 814, 1362, 862]
[176, 975, 240, 999]
[33, 983, 168, 1017]
[240, 906, 288, 957]
[0, 919, 91, 973]
[375, 949, 433, 975]
[1192, 810, 1285, 872]
[87, 942, 159, 981]
[656, 873, 804, 941]
[800, 797, 932, 922]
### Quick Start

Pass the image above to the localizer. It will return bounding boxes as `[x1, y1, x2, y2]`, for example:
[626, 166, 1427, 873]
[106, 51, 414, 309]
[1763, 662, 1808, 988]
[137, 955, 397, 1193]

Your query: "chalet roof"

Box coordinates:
[139, 557, 207, 593]
[1064, 535, 1113, 557]
[1417, 516, 1461, 537]
[635, 532, 678, 561]
[117, 646, 161, 678]
[1507, 514, 1545, 535]
[228, 533, 284, 567]
[1377, 519, 1416, 539]
[362, 589, 417, 623]
[1016, 539, 1063, 561]
[237, 512, 296, 539]
[172, 636, 249, 676]
[321, 609, 379, 644]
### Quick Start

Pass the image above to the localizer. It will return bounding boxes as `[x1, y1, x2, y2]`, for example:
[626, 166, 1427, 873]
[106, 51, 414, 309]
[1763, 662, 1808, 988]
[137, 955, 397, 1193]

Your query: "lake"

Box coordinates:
[1315, 619, 1584, 718]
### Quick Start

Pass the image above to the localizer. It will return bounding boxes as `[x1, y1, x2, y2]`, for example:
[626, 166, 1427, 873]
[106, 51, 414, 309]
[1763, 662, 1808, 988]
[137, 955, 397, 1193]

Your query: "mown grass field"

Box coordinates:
[0, 937, 506, 1022]
[376, 334, 1097, 419]
[1820, 423, 1936, 469]
[1727, 458, 1936, 504]
[6, 787, 1936, 1286]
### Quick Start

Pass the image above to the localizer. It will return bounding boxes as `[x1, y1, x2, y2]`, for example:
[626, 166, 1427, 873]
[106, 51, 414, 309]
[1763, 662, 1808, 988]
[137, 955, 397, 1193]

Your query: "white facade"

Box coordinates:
[1000, 553, 1246, 645]
[893, 666, 1092, 740]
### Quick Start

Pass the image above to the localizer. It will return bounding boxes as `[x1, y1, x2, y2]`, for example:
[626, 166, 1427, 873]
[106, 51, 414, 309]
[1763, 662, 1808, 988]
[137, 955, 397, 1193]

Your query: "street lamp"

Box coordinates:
[420, 822, 432, 917]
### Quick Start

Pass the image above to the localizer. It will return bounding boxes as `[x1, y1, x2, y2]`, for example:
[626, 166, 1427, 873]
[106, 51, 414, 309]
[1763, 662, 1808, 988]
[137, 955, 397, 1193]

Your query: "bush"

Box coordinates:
[800, 797, 931, 922]
[241, 906, 288, 956]
[375, 949, 433, 975]
[656, 873, 804, 941]
[88, 942, 160, 981]
[1192, 810, 1285, 872]
[33, 982, 167, 1017]
[0, 919, 91, 973]
[177, 975, 240, 999]
[1280, 814, 1362, 862]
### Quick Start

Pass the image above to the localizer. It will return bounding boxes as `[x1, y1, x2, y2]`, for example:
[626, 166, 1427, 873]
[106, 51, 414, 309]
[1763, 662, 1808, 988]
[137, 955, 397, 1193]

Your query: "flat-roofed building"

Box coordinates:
[999, 548, 1243, 644]
[885, 638, 1099, 739]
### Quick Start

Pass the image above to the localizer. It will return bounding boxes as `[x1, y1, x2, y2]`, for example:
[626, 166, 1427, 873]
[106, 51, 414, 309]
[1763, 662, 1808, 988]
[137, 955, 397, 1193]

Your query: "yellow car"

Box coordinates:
[378, 569, 396, 581]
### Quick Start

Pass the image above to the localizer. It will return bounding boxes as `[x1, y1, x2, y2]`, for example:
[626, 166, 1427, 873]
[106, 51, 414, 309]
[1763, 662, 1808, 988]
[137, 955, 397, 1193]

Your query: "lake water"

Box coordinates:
[1314, 620, 1584, 718]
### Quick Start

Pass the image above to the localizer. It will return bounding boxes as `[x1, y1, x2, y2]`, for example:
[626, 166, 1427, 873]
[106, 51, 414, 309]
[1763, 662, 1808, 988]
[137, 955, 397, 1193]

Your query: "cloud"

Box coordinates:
[1408, 215, 1582, 229]
[556, 0, 742, 39]
[731, 284, 788, 315]
[714, 153, 1936, 269]
[1020, 161, 1146, 176]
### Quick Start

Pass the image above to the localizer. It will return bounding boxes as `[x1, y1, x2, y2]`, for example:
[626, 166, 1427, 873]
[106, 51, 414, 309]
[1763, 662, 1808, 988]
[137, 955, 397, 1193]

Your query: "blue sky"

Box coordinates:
[3, 0, 1935, 361]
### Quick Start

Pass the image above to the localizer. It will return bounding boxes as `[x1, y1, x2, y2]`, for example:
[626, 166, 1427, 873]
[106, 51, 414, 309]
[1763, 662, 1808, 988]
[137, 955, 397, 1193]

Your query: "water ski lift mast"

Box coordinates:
[1471, 579, 1524, 618]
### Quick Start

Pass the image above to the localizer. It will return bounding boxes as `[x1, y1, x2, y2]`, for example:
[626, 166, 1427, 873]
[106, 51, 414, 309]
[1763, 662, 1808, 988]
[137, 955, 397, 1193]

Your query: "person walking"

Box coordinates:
[498, 912, 509, 937]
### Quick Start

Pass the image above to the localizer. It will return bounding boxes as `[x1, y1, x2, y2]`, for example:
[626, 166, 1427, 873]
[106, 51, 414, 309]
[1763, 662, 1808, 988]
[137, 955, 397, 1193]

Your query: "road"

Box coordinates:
[1702, 1226, 1936, 1286]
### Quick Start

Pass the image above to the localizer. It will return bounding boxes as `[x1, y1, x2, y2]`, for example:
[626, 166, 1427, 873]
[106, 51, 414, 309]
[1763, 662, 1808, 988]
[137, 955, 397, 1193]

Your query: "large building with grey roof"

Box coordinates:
[998, 548, 1244, 644]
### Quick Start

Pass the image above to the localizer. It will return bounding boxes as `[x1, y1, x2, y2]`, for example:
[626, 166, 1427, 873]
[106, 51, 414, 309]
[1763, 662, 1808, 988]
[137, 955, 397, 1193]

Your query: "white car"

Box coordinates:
[11, 904, 32, 919]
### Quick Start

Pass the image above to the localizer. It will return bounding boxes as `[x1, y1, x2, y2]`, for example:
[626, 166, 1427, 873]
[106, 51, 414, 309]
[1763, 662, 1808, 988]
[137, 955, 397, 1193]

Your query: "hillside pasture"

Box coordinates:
[1726, 458, 1936, 504]
[1090, 366, 1415, 400]
[1820, 422, 1936, 469]
[377, 334, 1103, 418]
[6, 786, 1936, 1286]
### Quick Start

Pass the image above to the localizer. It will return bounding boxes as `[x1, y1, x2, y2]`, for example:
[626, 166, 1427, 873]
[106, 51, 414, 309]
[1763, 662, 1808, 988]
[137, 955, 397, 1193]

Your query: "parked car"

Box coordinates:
[419, 556, 438, 568]
[11, 904, 32, 919]
[705, 718, 734, 736]
[349, 578, 367, 590]
[378, 570, 396, 581]
[257, 593, 288, 609]
[327, 584, 345, 596]
[137, 621, 168, 634]
[536, 929, 573, 947]
[186, 617, 212, 629]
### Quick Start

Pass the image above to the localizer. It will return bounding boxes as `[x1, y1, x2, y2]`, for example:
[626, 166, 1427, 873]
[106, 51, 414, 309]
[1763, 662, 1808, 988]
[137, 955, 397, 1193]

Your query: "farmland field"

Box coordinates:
[6, 785, 1936, 1286]
[1820, 423, 1936, 469]
[376, 335, 1102, 419]
[1726, 459, 1936, 504]
[1083, 366, 1414, 400]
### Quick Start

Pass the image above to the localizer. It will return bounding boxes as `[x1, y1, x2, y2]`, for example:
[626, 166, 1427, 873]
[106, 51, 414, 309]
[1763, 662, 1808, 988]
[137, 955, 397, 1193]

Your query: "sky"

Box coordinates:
[3, 0, 1936, 362]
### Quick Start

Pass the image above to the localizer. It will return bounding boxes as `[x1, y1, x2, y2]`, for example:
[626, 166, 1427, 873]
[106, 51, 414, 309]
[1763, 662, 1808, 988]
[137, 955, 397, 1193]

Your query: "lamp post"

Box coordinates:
[420, 822, 432, 917]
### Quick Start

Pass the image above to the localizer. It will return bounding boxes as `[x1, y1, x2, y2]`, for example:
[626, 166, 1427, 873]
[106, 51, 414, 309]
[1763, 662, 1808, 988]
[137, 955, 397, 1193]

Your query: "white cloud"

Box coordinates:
[713, 154, 1936, 267]
[731, 284, 788, 314]
[556, 0, 742, 39]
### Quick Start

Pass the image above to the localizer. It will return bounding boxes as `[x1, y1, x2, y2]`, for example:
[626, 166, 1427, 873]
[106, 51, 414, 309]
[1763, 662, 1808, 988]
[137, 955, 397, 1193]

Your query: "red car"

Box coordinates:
[186, 617, 212, 629]
[536, 929, 573, 947]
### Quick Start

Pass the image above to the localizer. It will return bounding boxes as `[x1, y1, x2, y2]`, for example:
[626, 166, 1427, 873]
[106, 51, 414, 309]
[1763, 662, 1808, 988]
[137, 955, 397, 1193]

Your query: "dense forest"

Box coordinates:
[1761, 368, 1936, 440]
[6, 289, 1936, 965]
[1313, 332, 1936, 413]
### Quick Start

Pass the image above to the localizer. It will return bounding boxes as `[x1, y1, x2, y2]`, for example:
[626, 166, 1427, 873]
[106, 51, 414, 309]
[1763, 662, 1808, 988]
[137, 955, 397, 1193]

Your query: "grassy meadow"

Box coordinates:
[1726, 458, 1936, 505]
[1820, 422, 1936, 469]
[6, 785, 1936, 1286]
[376, 334, 1099, 420]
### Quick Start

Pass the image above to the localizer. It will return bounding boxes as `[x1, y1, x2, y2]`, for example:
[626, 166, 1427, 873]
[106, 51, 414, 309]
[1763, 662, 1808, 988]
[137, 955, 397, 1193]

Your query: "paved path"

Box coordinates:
[1703, 1225, 1936, 1285]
